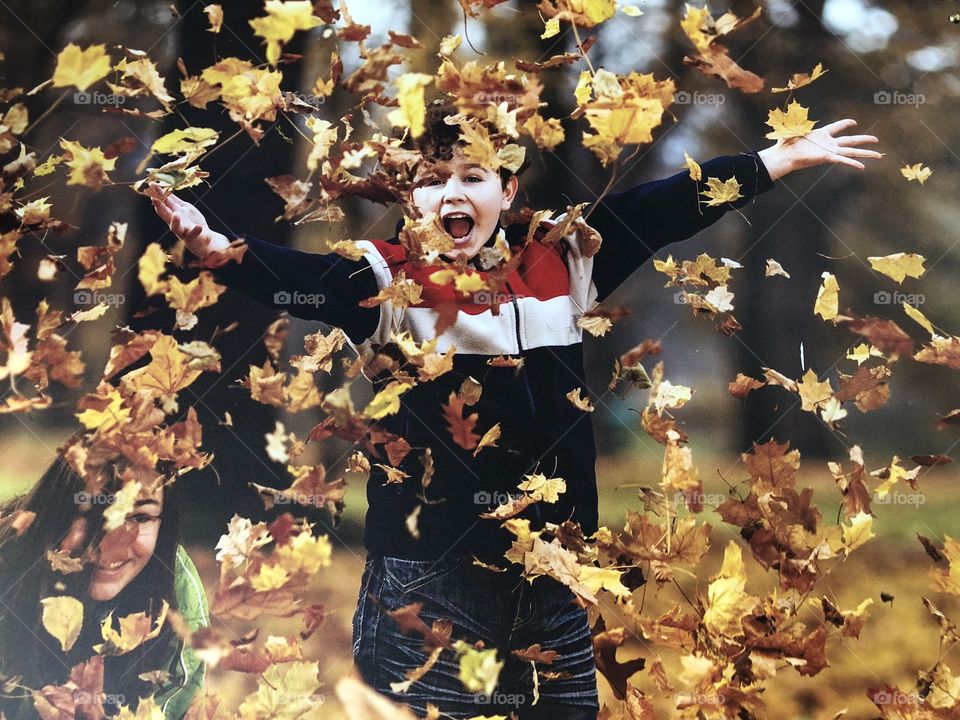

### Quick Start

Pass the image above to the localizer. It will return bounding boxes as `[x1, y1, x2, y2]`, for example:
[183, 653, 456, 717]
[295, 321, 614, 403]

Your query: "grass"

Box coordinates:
[5, 430, 960, 718]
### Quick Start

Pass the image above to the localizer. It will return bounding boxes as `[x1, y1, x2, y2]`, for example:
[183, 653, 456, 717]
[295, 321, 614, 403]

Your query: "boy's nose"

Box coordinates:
[441, 178, 466, 202]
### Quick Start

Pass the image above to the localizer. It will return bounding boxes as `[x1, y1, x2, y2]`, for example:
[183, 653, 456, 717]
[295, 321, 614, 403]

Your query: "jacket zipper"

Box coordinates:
[506, 279, 542, 526]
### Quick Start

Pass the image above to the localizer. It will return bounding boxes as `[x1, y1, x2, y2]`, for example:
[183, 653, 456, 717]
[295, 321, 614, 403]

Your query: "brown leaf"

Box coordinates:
[592, 615, 646, 700]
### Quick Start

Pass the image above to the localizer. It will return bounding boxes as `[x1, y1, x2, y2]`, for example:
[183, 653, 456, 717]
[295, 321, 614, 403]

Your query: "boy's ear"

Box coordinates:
[501, 175, 519, 210]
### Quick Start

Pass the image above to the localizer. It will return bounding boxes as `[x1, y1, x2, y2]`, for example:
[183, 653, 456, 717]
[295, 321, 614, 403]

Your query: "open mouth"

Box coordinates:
[442, 213, 475, 243]
[96, 559, 129, 572]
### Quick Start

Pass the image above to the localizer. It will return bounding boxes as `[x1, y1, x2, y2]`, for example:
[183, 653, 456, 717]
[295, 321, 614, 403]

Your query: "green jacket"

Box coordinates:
[154, 544, 210, 719]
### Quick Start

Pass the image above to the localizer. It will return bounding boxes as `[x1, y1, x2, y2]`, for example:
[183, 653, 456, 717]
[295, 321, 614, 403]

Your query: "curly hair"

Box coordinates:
[398, 99, 529, 185]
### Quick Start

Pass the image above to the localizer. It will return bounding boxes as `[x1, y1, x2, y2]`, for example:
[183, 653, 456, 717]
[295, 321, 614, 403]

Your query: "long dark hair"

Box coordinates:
[0, 446, 182, 715]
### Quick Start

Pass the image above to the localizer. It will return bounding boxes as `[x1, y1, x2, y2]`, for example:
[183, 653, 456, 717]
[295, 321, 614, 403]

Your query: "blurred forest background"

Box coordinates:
[1, 0, 959, 715]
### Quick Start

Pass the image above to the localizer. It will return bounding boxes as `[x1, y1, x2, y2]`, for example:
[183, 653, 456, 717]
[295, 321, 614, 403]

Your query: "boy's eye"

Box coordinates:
[465, 175, 482, 182]
[129, 513, 161, 525]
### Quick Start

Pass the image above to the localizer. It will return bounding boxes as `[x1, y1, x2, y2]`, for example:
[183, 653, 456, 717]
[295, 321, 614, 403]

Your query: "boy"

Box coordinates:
[149, 103, 879, 719]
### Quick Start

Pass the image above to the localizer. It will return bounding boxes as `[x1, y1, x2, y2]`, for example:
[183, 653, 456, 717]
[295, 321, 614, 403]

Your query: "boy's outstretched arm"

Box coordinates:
[146, 182, 380, 343]
[584, 120, 881, 302]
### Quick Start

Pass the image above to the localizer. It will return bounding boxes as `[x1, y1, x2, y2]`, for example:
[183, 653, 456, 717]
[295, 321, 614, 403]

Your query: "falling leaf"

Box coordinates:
[703, 541, 756, 638]
[772, 62, 828, 93]
[867, 253, 926, 283]
[363, 381, 412, 420]
[901, 163, 932, 185]
[842, 511, 874, 555]
[797, 368, 833, 413]
[683, 150, 701, 181]
[52, 43, 112, 91]
[249, 0, 323, 66]
[41, 596, 84, 652]
[814, 271, 838, 321]
[204, 4, 223, 33]
[387, 73, 433, 138]
[151, 127, 220, 155]
[566, 387, 595, 412]
[765, 259, 791, 278]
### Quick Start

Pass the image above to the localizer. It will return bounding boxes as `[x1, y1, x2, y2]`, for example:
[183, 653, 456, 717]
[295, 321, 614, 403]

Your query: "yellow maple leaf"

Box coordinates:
[680, 4, 713, 53]
[771, 62, 828, 93]
[151, 127, 220, 155]
[52, 43, 111, 91]
[59, 139, 116, 189]
[868, 252, 926, 283]
[901, 163, 932, 185]
[96, 600, 169, 655]
[138, 242, 168, 296]
[40, 596, 84, 652]
[797, 368, 832, 413]
[363, 381, 413, 420]
[250, 562, 291, 592]
[387, 73, 433, 139]
[814, 271, 838, 321]
[518, 473, 567, 503]
[120, 334, 205, 397]
[76, 385, 130, 431]
[249, 0, 323, 66]
[703, 541, 756, 638]
[699, 176, 742, 206]
[163, 272, 226, 313]
[842, 511, 874, 555]
[578, 565, 631, 600]
[765, 100, 817, 141]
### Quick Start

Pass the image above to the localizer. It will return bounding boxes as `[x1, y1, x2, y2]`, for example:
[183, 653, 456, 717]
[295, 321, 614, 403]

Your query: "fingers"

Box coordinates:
[836, 147, 883, 159]
[823, 118, 857, 134]
[836, 134, 879, 146]
[833, 154, 866, 171]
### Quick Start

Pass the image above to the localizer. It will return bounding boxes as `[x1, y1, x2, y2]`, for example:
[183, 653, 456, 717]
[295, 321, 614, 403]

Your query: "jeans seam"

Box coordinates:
[370, 558, 386, 688]
[353, 558, 376, 657]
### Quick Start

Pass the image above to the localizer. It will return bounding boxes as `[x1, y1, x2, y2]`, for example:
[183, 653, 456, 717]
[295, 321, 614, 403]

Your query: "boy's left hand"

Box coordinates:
[757, 119, 882, 182]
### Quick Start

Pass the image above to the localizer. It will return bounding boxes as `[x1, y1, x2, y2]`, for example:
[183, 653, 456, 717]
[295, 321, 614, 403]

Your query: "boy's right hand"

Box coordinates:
[146, 182, 230, 257]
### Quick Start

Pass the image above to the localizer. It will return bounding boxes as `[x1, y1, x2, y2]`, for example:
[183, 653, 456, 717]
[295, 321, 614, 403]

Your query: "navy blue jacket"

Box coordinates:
[214, 152, 775, 561]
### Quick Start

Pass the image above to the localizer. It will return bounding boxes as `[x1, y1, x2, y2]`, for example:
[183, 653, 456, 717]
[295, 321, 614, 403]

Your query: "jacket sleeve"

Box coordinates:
[209, 235, 382, 344]
[585, 150, 776, 302]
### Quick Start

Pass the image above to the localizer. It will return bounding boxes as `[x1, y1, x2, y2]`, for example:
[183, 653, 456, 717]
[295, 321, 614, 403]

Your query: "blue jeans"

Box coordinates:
[352, 554, 600, 719]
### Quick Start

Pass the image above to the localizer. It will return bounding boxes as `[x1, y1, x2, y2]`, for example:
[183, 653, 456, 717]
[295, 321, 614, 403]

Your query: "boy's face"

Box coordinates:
[412, 150, 518, 261]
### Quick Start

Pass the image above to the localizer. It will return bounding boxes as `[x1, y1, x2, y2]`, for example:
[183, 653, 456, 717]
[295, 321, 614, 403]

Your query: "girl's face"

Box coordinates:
[60, 486, 164, 602]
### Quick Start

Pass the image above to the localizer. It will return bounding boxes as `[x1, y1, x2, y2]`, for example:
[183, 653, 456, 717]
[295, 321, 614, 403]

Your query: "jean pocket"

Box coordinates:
[382, 555, 463, 594]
